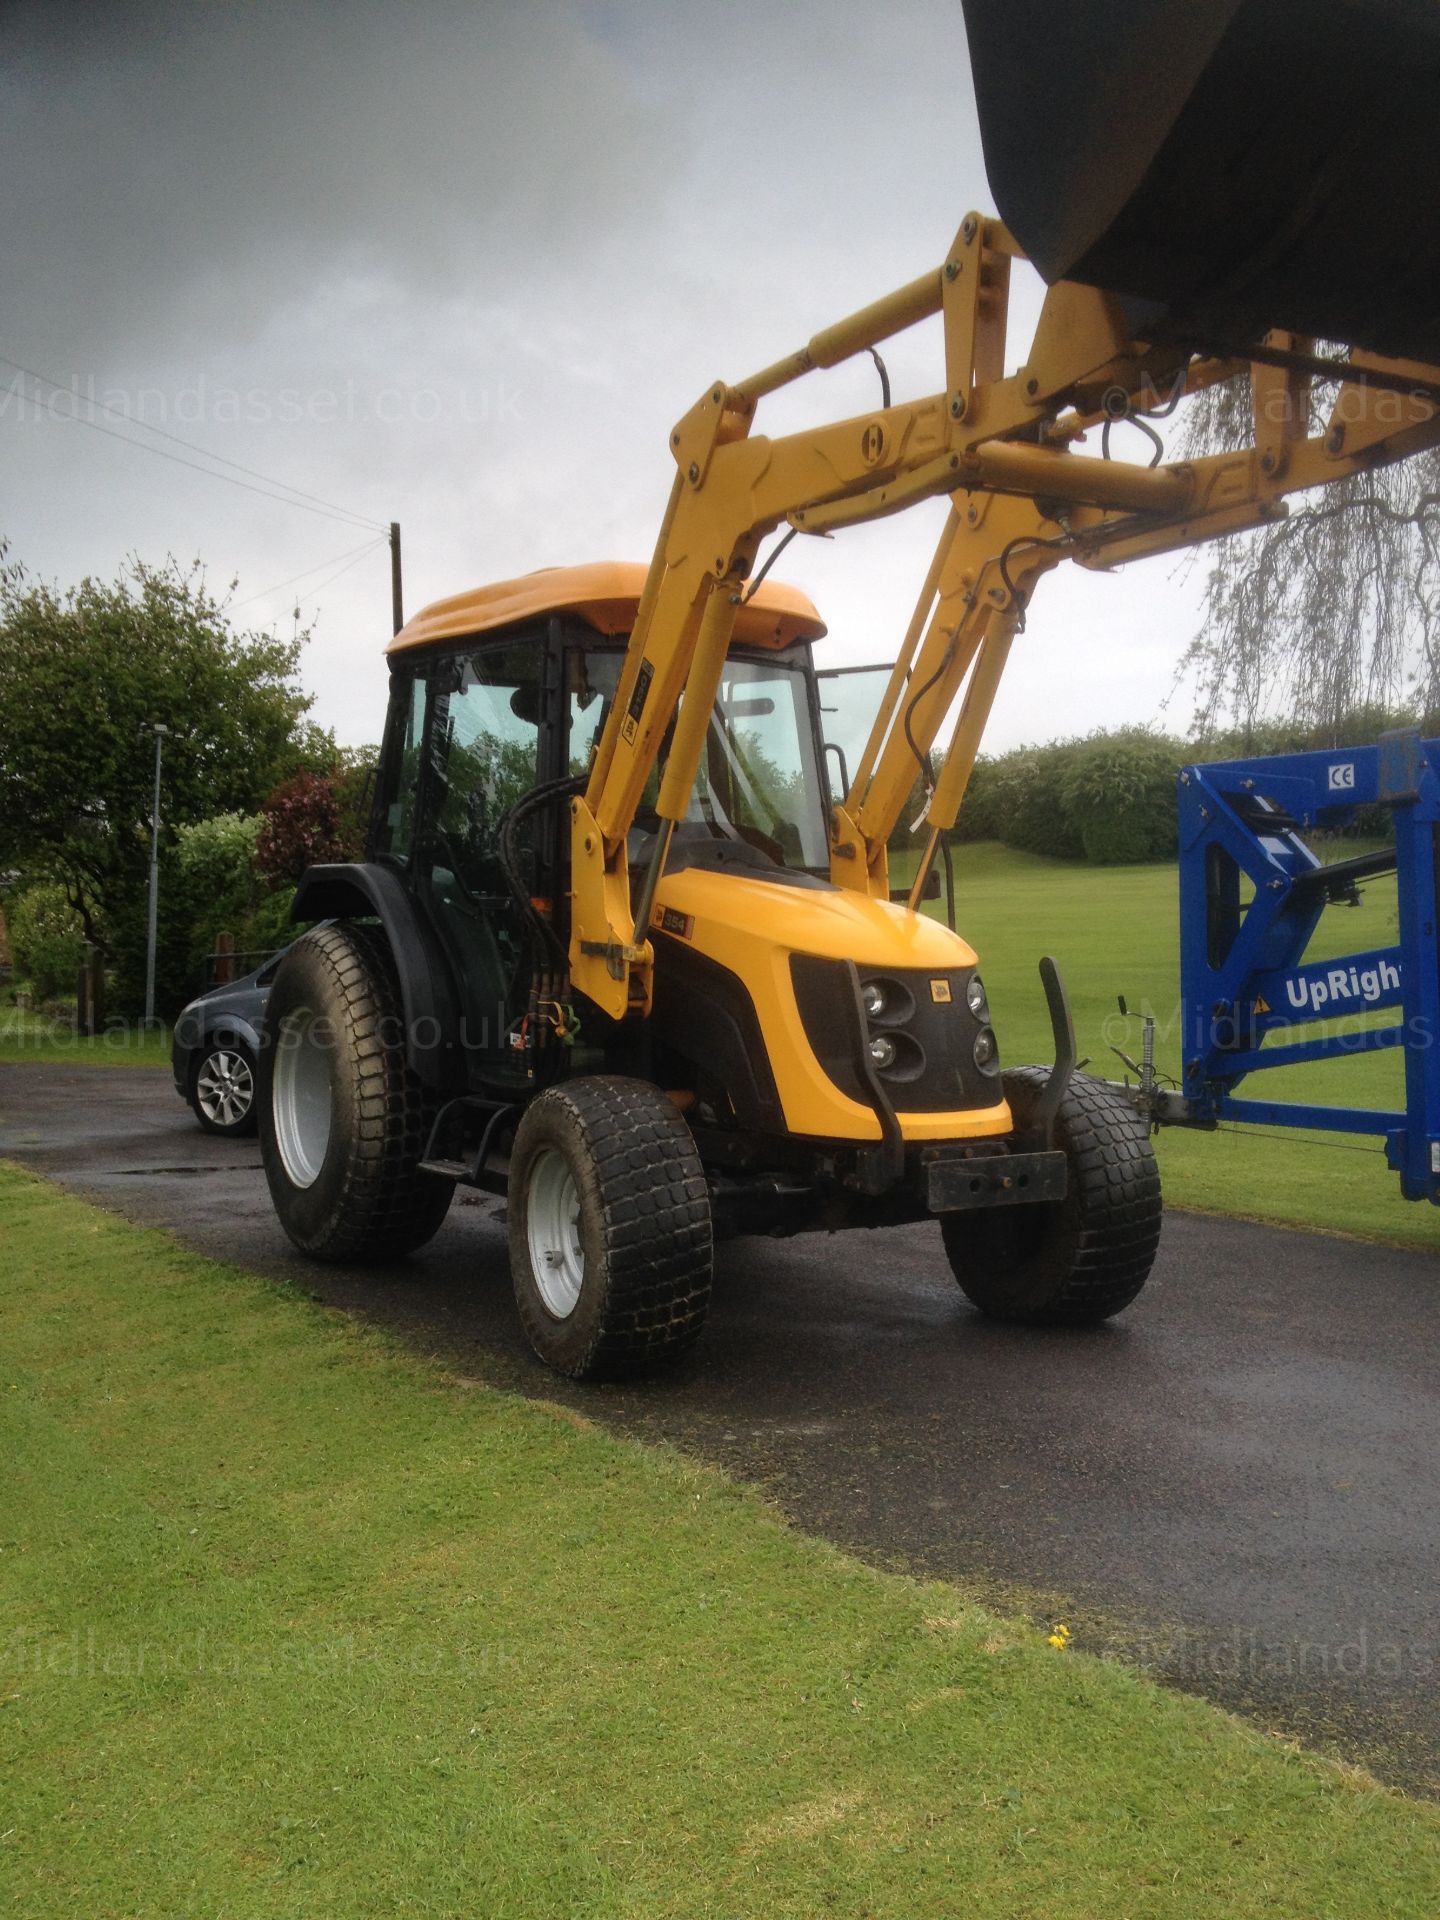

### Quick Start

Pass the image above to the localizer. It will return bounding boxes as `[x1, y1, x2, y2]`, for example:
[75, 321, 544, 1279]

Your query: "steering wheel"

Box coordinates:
[732, 822, 788, 865]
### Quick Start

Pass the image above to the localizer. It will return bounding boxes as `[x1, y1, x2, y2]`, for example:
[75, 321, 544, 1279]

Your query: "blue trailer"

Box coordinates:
[1156, 729, 1440, 1204]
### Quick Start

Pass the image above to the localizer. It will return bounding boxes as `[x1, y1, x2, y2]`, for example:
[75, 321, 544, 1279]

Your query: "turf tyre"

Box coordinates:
[942, 1065, 1161, 1324]
[508, 1076, 713, 1379]
[259, 923, 454, 1262]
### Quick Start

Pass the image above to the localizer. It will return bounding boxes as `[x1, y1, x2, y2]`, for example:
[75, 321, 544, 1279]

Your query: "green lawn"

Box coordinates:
[922, 840, 1434, 1253]
[2, 1161, 1437, 1919]
[0, 1005, 171, 1066]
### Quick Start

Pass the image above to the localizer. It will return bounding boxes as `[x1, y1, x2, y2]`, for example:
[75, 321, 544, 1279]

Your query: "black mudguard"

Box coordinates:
[291, 863, 466, 1095]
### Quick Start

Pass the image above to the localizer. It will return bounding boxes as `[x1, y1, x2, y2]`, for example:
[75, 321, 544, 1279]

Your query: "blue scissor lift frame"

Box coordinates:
[1171, 728, 1440, 1203]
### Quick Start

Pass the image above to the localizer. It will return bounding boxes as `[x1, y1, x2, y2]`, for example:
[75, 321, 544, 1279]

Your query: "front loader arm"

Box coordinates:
[569, 212, 1440, 1021]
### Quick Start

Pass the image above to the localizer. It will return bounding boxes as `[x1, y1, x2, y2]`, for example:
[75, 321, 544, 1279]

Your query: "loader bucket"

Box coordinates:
[960, 0, 1440, 365]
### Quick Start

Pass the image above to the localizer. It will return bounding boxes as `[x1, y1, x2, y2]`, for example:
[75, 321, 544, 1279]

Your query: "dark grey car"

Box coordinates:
[171, 953, 285, 1136]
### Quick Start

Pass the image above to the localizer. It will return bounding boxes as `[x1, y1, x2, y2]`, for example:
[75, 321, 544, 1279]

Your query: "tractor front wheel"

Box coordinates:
[508, 1077, 713, 1379]
[942, 1066, 1161, 1325]
[259, 924, 454, 1263]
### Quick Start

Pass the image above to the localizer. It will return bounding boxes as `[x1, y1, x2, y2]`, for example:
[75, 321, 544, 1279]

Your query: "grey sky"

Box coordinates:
[2, 0, 1203, 750]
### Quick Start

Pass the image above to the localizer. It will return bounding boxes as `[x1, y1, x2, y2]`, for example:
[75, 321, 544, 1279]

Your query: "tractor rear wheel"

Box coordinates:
[508, 1076, 713, 1379]
[942, 1066, 1161, 1325]
[259, 923, 454, 1263]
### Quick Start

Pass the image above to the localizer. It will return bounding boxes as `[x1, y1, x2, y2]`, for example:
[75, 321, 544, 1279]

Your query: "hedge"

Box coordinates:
[949, 710, 1417, 865]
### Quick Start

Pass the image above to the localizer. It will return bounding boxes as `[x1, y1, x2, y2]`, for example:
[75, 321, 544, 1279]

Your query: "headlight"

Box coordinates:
[973, 1027, 998, 1073]
[868, 1034, 897, 1070]
[862, 980, 887, 1020]
[966, 974, 988, 1017]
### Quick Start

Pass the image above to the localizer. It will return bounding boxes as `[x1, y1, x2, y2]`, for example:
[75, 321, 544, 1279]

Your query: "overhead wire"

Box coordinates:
[1, 353, 386, 532]
[229, 535, 387, 612]
[286, 536, 390, 606]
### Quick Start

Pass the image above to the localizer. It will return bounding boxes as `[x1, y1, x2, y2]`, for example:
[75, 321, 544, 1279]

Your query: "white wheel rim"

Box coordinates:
[272, 1008, 333, 1190]
[526, 1148, 585, 1318]
[197, 1048, 254, 1128]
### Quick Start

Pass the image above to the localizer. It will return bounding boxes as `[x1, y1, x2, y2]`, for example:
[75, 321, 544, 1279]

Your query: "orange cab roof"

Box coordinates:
[387, 561, 826, 654]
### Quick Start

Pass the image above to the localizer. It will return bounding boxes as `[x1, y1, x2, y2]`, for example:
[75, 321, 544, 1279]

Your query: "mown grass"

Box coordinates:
[920, 839, 1433, 1250]
[2, 1161, 1438, 1919]
[0, 1004, 172, 1067]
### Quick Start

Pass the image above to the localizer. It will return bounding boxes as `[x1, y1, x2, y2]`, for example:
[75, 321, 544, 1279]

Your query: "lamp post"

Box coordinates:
[142, 722, 170, 1026]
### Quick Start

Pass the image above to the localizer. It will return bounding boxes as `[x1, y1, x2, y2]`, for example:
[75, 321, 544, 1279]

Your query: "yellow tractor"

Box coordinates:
[258, 0, 1440, 1375]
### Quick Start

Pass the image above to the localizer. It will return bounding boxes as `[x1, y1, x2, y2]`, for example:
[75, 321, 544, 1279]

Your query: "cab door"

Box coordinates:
[410, 640, 555, 1078]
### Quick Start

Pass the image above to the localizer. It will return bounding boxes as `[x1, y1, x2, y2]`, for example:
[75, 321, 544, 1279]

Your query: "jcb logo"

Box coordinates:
[1328, 763, 1356, 792]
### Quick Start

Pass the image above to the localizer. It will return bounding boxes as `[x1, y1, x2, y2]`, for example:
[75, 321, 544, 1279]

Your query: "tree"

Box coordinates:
[332, 743, 381, 859]
[0, 547, 330, 1009]
[1176, 374, 1440, 739]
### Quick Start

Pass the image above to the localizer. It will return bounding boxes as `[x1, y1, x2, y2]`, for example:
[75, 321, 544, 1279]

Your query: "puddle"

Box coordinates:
[112, 1164, 264, 1177]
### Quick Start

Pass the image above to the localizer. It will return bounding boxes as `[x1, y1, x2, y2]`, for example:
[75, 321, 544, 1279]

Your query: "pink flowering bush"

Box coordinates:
[255, 772, 347, 888]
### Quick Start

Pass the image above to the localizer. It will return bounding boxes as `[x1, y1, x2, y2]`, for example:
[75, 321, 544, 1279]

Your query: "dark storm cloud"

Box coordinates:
[0, 0, 1198, 747]
[2, 0, 675, 364]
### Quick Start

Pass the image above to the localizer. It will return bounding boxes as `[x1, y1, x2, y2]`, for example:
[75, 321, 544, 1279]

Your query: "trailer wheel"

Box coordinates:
[259, 923, 454, 1263]
[943, 1066, 1161, 1325]
[508, 1077, 712, 1379]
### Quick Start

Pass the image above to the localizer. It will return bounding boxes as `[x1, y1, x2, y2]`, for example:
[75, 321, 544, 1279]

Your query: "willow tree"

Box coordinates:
[1175, 371, 1440, 741]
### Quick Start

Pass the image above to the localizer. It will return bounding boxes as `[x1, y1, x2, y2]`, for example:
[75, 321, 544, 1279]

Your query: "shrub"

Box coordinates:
[239, 885, 302, 959]
[951, 757, 1000, 843]
[9, 882, 87, 998]
[944, 729, 1185, 864]
[174, 813, 264, 977]
[332, 747, 380, 860]
[255, 772, 346, 888]
[975, 741, 1086, 860]
[1058, 730, 1185, 864]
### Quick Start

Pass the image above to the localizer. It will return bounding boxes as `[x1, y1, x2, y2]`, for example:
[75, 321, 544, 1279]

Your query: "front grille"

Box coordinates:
[789, 957, 1001, 1113]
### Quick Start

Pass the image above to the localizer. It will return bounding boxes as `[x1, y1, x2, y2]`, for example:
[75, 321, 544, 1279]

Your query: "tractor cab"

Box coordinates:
[363, 563, 833, 1094]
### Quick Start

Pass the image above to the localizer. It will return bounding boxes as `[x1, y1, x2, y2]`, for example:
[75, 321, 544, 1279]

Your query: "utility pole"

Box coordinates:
[389, 521, 404, 636]
[142, 722, 170, 1026]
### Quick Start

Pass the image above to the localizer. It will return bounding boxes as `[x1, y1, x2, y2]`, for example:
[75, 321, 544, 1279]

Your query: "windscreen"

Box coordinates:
[570, 648, 830, 871]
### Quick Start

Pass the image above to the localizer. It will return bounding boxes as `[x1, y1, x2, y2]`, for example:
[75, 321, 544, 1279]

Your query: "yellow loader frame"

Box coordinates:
[570, 211, 1440, 1022]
